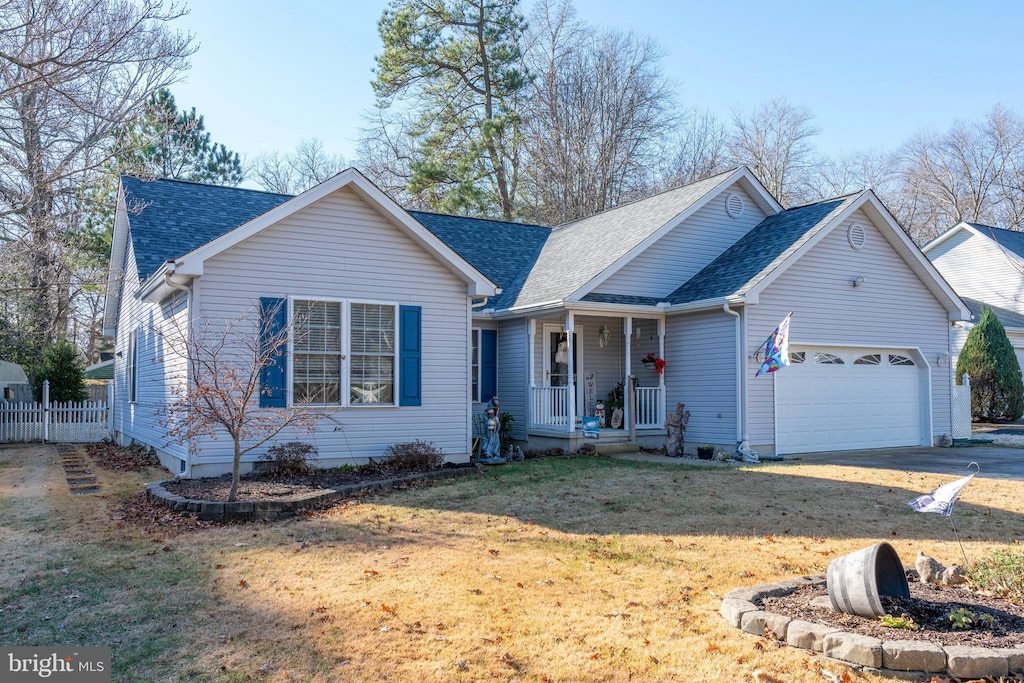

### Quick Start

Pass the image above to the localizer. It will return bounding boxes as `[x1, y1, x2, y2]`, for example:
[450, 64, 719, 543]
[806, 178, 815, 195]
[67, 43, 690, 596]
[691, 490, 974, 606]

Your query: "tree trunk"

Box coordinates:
[229, 437, 241, 502]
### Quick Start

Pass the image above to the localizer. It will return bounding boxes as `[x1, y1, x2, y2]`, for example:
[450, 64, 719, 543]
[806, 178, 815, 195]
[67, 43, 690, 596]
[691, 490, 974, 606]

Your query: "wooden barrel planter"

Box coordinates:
[827, 541, 910, 618]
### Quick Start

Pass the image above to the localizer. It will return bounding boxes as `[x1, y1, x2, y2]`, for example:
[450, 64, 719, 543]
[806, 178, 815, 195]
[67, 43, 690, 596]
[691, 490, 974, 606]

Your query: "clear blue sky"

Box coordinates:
[173, 0, 1024, 171]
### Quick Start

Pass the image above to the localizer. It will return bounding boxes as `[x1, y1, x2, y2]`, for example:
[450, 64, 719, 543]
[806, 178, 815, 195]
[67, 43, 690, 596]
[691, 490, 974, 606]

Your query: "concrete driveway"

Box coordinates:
[782, 445, 1024, 481]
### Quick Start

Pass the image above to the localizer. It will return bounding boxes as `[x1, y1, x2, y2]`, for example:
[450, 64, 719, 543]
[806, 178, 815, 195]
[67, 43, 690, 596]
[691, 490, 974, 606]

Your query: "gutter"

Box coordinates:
[722, 303, 746, 449]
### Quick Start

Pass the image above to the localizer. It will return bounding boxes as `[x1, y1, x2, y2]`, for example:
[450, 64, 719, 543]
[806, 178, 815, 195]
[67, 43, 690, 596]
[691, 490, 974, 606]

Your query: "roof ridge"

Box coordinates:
[407, 209, 551, 230]
[782, 191, 862, 212]
[551, 166, 741, 232]
[121, 174, 294, 199]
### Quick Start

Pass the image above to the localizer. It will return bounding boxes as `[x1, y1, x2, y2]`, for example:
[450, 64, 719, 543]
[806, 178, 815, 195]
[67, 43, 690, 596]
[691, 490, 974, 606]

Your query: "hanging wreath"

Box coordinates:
[642, 352, 666, 374]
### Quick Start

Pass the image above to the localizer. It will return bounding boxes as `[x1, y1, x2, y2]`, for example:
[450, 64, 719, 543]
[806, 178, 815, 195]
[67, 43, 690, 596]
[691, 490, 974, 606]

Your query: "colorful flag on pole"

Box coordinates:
[755, 313, 792, 377]
[908, 473, 975, 516]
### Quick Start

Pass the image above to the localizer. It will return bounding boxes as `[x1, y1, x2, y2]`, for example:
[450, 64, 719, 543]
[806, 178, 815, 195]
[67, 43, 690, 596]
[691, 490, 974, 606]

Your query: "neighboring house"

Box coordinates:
[923, 222, 1024, 372]
[0, 360, 31, 402]
[105, 166, 968, 477]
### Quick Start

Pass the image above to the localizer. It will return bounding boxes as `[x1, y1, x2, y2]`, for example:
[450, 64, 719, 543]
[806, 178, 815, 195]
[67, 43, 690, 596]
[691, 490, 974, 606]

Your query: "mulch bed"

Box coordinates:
[160, 464, 465, 502]
[761, 574, 1024, 648]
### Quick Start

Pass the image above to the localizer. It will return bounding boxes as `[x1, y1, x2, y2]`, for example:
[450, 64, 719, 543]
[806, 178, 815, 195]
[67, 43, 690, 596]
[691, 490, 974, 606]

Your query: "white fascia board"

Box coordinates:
[661, 296, 742, 314]
[920, 221, 972, 254]
[178, 168, 498, 298]
[733, 166, 784, 215]
[102, 184, 131, 336]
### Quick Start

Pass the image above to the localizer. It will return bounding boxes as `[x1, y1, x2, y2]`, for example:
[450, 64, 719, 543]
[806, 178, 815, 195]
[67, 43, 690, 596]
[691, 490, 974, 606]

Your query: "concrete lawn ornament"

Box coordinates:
[915, 551, 967, 586]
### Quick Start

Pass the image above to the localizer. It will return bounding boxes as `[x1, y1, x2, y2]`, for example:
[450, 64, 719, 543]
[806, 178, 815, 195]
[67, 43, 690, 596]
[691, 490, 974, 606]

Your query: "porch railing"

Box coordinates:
[529, 384, 663, 430]
[530, 385, 568, 426]
[634, 386, 663, 429]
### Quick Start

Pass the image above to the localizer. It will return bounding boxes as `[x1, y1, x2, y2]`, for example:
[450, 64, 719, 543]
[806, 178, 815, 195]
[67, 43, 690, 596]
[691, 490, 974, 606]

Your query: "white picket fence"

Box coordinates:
[951, 372, 972, 440]
[0, 380, 112, 443]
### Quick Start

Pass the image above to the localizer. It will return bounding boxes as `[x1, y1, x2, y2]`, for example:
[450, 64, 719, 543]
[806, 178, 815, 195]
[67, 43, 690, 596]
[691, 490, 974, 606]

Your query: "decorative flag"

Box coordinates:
[908, 473, 976, 516]
[755, 313, 792, 377]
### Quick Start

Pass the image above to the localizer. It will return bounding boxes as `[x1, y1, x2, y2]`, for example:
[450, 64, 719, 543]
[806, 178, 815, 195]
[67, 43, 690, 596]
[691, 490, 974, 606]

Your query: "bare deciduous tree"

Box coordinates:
[160, 299, 324, 501]
[657, 107, 730, 189]
[249, 138, 348, 195]
[729, 97, 820, 207]
[519, 0, 676, 224]
[0, 0, 194, 356]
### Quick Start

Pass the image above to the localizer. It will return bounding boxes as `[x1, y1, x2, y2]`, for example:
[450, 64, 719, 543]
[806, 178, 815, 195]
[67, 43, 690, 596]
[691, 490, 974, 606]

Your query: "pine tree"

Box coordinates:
[33, 339, 88, 403]
[956, 308, 1024, 422]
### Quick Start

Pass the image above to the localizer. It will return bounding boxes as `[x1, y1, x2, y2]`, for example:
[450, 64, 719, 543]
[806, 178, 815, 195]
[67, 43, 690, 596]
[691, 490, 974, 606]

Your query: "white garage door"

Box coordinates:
[776, 347, 922, 454]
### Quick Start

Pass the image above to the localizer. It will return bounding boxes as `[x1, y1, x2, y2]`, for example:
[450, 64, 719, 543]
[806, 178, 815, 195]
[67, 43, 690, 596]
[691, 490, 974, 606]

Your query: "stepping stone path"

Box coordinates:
[56, 444, 100, 494]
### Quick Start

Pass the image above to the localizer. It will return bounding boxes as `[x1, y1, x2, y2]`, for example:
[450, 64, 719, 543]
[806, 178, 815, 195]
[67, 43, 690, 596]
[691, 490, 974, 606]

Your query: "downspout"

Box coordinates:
[722, 303, 745, 450]
[165, 273, 194, 478]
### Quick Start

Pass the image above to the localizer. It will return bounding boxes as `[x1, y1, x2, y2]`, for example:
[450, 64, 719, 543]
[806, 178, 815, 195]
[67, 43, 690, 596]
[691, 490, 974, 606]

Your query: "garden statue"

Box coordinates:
[480, 406, 503, 462]
[664, 403, 690, 457]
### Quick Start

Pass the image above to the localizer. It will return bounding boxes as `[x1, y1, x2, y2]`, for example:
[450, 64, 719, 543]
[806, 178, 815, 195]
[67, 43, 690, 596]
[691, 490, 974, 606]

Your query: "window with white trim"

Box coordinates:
[889, 354, 915, 366]
[814, 352, 845, 365]
[290, 299, 397, 407]
[293, 300, 343, 405]
[349, 303, 395, 405]
[471, 329, 481, 402]
[127, 329, 139, 403]
[854, 354, 881, 365]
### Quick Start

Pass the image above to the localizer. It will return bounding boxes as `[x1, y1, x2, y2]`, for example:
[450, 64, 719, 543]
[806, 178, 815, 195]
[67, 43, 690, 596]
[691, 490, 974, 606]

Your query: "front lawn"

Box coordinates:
[2, 445, 1022, 681]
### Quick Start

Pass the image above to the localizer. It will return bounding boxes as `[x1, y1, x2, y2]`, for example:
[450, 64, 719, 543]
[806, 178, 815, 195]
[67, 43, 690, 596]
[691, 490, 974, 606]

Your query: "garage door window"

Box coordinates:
[788, 351, 806, 364]
[889, 354, 915, 366]
[854, 354, 881, 365]
[814, 352, 844, 364]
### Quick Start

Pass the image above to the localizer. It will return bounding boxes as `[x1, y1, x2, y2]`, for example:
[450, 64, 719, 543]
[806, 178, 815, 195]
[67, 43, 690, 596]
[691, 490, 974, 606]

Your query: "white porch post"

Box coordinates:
[623, 317, 632, 430]
[566, 312, 575, 434]
[528, 319, 536, 429]
[658, 316, 666, 426]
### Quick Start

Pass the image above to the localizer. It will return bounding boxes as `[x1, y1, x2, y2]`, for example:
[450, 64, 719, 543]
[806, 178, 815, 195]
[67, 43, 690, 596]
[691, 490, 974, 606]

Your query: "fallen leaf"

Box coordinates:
[488, 549, 500, 556]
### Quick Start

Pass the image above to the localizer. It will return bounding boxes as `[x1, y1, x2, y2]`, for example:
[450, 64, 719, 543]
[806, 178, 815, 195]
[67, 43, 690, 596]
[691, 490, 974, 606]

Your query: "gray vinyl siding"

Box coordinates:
[664, 310, 737, 445]
[496, 318, 528, 440]
[112, 237, 189, 462]
[194, 186, 473, 465]
[578, 315, 627, 408]
[748, 209, 953, 449]
[593, 184, 768, 298]
[929, 230, 1024, 315]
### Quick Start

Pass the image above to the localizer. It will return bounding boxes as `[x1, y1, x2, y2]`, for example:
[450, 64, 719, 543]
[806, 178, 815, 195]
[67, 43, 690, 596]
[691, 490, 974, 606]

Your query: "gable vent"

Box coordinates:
[725, 192, 744, 219]
[848, 223, 867, 250]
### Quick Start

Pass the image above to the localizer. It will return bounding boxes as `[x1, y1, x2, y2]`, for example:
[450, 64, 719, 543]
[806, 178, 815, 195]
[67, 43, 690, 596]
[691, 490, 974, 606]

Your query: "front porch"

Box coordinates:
[524, 312, 666, 441]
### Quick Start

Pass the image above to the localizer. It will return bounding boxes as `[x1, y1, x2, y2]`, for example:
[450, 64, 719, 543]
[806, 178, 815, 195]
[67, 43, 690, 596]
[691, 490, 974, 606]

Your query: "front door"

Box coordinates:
[543, 324, 584, 418]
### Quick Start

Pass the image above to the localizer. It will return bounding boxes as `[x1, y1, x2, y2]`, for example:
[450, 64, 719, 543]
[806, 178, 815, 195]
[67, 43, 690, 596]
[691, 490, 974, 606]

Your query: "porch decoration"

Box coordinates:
[641, 352, 666, 374]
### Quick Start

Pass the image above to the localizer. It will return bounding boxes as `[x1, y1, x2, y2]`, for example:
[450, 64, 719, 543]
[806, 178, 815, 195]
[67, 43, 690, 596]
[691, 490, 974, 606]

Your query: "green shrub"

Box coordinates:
[258, 442, 318, 478]
[378, 440, 446, 473]
[878, 614, 919, 630]
[957, 308, 1024, 421]
[968, 547, 1024, 605]
[33, 339, 87, 403]
[948, 607, 975, 630]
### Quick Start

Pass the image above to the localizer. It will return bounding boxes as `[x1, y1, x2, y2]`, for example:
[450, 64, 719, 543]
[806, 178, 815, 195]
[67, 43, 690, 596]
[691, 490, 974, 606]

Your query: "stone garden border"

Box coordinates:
[720, 576, 1024, 681]
[146, 467, 477, 522]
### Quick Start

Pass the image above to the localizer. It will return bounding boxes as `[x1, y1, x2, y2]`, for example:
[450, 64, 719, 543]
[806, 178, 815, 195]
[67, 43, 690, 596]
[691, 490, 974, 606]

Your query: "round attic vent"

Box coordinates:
[725, 192, 744, 219]
[848, 223, 867, 250]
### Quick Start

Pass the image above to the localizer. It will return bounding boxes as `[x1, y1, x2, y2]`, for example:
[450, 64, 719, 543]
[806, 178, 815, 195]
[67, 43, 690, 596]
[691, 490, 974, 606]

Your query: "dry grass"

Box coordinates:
[2, 445, 1023, 682]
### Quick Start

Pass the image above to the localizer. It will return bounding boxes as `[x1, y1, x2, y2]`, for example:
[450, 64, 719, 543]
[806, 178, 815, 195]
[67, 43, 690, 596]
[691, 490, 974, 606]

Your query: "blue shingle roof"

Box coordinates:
[665, 195, 859, 304]
[967, 223, 1024, 260]
[408, 211, 550, 309]
[121, 176, 292, 280]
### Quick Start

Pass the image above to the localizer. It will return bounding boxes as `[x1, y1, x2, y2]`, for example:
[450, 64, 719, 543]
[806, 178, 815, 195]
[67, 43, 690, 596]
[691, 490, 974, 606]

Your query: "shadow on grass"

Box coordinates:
[369, 457, 1024, 543]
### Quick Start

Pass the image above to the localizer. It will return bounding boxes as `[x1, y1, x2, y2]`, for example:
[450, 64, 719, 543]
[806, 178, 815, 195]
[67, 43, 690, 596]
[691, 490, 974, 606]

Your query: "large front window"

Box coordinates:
[291, 299, 396, 406]
[349, 303, 395, 404]
[293, 300, 342, 404]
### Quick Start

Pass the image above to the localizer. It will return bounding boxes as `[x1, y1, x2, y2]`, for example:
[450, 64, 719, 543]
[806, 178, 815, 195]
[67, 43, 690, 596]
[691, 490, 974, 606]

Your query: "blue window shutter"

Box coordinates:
[399, 305, 422, 406]
[480, 329, 497, 403]
[260, 297, 287, 408]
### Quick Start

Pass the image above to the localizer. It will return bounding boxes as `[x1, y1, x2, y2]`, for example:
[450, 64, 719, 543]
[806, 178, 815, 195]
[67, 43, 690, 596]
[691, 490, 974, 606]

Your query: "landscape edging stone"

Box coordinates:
[721, 575, 1020, 680]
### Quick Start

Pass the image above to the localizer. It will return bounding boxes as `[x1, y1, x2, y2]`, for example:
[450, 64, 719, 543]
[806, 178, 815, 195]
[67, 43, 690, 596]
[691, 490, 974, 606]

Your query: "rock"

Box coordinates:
[823, 632, 883, 668]
[786, 620, 837, 652]
[882, 640, 946, 672]
[915, 551, 966, 586]
[944, 645, 1008, 679]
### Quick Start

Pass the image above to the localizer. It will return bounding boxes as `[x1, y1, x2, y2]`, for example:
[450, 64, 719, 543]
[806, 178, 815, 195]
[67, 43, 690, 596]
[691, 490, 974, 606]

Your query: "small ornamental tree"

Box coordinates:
[33, 339, 88, 403]
[161, 300, 325, 501]
[957, 308, 1024, 422]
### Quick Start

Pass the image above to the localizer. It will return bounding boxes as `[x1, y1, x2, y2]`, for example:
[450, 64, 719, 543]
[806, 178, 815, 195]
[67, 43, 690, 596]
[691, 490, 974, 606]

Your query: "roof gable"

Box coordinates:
[924, 221, 1024, 263]
[663, 195, 859, 305]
